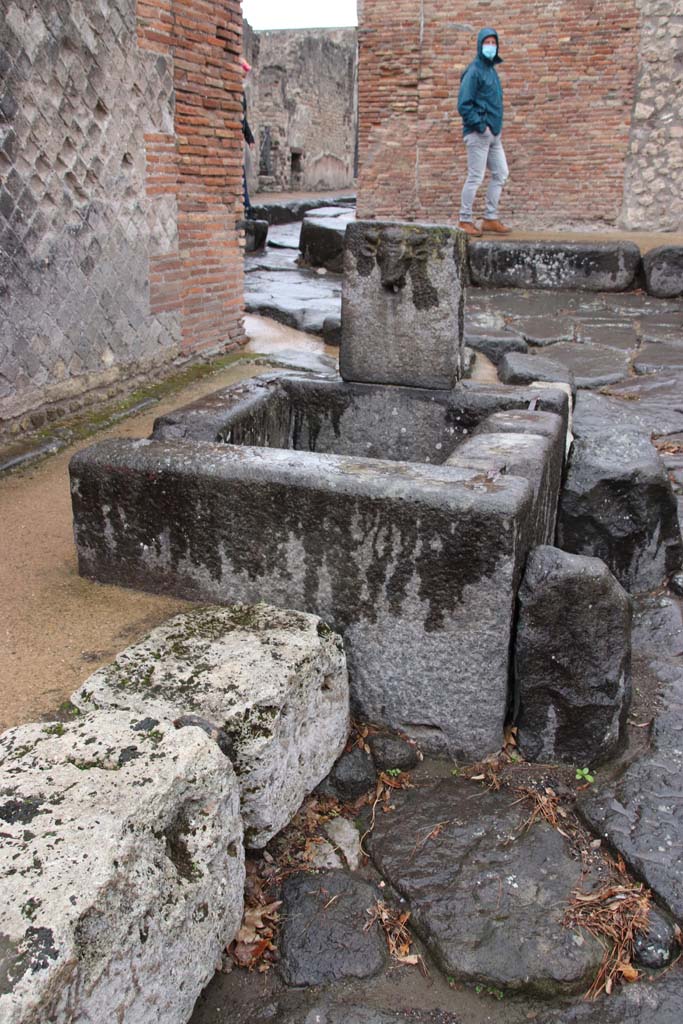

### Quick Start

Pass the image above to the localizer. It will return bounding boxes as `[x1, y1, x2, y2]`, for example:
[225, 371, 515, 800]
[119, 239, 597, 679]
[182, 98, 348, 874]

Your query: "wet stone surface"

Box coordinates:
[557, 430, 682, 593]
[319, 747, 377, 801]
[578, 620, 683, 922]
[369, 779, 603, 996]
[464, 326, 527, 364]
[515, 317, 575, 346]
[541, 969, 683, 1023]
[573, 375, 683, 439]
[368, 733, 420, 772]
[498, 351, 576, 398]
[515, 546, 632, 765]
[279, 870, 387, 986]
[245, 266, 342, 336]
[527, 341, 630, 389]
[300, 209, 356, 273]
[634, 343, 683, 375]
[274, 1007, 462, 1024]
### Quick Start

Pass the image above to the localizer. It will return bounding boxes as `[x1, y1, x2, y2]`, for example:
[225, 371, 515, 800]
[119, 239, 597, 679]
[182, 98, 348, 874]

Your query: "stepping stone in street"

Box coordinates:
[369, 779, 603, 996]
[279, 870, 387, 986]
[532, 341, 630, 389]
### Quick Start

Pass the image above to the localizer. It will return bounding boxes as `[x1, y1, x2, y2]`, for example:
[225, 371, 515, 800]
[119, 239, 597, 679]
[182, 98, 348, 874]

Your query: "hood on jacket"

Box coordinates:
[477, 27, 502, 65]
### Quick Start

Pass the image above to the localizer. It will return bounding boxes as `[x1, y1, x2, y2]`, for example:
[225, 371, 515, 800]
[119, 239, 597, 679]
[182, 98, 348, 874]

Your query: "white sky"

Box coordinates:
[242, 0, 358, 30]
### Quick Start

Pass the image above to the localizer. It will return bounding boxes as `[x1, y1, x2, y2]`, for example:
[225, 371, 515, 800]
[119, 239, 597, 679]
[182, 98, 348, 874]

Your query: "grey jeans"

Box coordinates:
[460, 127, 509, 221]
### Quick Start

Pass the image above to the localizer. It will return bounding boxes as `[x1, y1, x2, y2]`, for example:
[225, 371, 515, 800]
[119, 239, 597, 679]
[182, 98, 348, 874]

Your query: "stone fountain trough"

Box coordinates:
[70, 222, 570, 760]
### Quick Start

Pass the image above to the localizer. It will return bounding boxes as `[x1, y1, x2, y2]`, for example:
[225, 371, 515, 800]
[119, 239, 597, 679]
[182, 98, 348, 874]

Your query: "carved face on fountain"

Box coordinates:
[355, 226, 439, 309]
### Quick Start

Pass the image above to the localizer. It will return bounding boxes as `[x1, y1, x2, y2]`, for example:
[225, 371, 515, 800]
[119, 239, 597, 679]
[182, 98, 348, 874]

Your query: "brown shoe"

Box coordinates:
[458, 220, 483, 237]
[481, 219, 512, 234]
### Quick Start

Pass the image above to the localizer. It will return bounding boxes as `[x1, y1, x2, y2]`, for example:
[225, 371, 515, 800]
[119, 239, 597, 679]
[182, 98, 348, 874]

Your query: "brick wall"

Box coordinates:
[245, 28, 357, 194]
[0, 0, 245, 439]
[357, 0, 678, 230]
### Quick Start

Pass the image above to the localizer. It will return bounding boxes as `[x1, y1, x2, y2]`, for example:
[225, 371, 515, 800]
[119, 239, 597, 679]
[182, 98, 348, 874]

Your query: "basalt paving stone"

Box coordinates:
[573, 375, 683, 438]
[268, 223, 304, 249]
[643, 321, 683, 346]
[528, 342, 630, 389]
[279, 870, 387, 986]
[463, 327, 527, 365]
[515, 546, 632, 766]
[498, 351, 576, 398]
[514, 317, 575, 346]
[300, 211, 355, 273]
[578, 665, 683, 923]
[477, 288, 585, 319]
[602, 292, 683, 316]
[275, 1007, 462, 1024]
[245, 269, 341, 334]
[250, 197, 355, 225]
[369, 779, 603, 996]
[540, 970, 683, 1024]
[574, 322, 639, 351]
[463, 309, 507, 331]
[634, 343, 683, 375]
[632, 594, 683, 660]
[556, 430, 682, 593]
[246, 247, 303, 273]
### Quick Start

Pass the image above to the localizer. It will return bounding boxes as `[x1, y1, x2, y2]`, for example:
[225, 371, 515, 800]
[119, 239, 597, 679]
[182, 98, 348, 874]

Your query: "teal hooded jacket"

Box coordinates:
[457, 28, 504, 137]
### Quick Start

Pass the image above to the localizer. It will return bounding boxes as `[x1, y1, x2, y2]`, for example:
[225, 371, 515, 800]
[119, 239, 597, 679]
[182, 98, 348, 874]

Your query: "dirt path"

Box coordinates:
[0, 320, 334, 733]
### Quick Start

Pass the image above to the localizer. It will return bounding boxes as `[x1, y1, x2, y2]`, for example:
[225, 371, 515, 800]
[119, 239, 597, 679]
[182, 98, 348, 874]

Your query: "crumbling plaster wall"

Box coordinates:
[620, 0, 683, 231]
[0, 0, 245, 440]
[245, 28, 357, 194]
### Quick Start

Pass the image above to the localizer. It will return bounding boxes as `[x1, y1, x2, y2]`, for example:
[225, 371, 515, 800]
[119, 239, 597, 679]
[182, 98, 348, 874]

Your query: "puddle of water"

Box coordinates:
[244, 314, 339, 361]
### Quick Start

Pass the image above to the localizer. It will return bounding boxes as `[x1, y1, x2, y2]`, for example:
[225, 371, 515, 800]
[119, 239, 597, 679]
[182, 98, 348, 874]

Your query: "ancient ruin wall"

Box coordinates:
[357, 0, 672, 229]
[245, 28, 357, 194]
[620, 0, 683, 231]
[0, 0, 245, 439]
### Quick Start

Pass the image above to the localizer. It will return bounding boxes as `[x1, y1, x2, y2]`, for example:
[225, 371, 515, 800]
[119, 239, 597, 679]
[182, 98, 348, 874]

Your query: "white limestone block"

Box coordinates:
[0, 712, 244, 1024]
[72, 604, 350, 847]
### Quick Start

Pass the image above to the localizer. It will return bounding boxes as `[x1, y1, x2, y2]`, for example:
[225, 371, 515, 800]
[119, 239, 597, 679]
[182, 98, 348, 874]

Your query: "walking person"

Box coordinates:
[457, 28, 511, 237]
[240, 58, 256, 219]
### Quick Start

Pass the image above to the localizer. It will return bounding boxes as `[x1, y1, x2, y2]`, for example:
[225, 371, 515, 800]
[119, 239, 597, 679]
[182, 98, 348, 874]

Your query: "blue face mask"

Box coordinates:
[482, 43, 497, 60]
